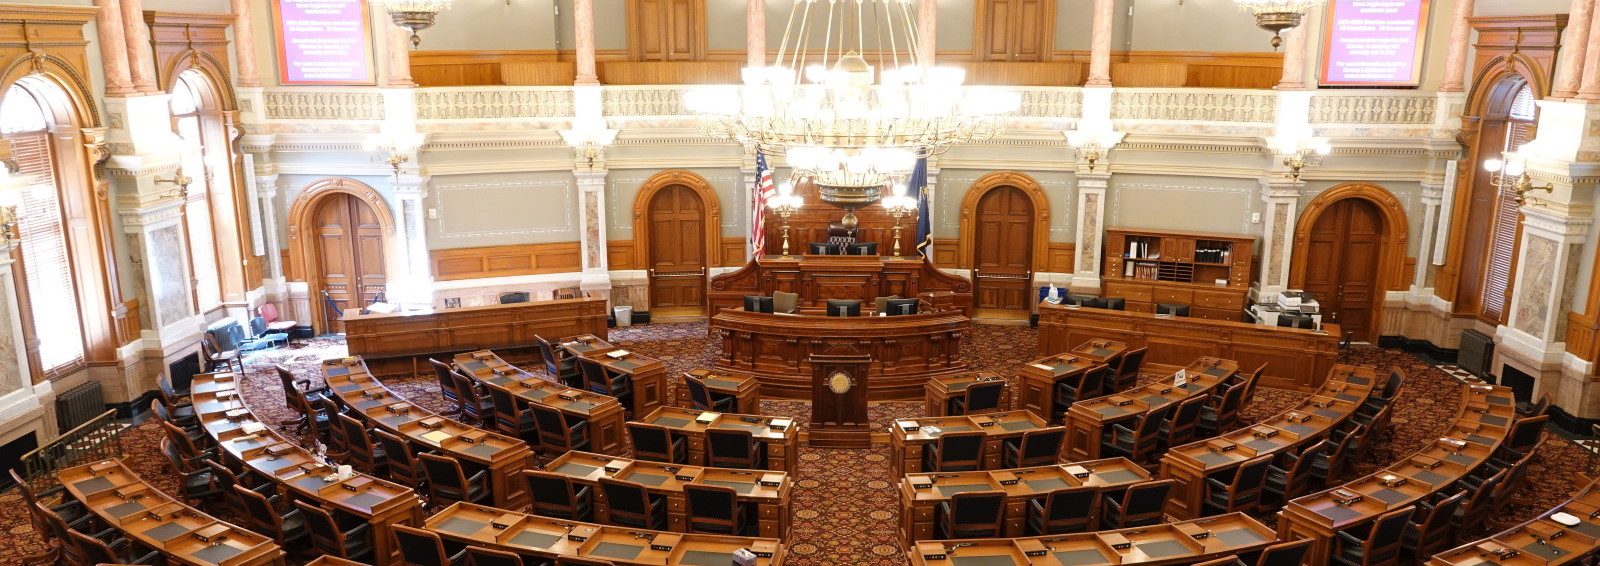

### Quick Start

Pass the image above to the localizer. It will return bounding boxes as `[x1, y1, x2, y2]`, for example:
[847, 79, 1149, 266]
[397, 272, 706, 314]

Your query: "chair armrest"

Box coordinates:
[344, 522, 372, 538]
[448, 549, 470, 566]
[467, 469, 490, 486]
[569, 420, 589, 433]
[280, 508, 302, 523]
[1110, 424, 1135, 436]
[1335, 530, 1364, 546]
[1029, 499, 1045, 514]
[1205, 477, 1230, 492]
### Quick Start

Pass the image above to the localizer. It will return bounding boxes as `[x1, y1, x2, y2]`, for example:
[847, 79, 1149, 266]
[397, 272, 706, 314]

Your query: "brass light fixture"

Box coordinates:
[770, 184, 804, 258]
[1234, 0, 1325, 49]
[1483, 155, 1554, 206]
[882, 185, 918, 258]
[377, 0, 455, 48]
[1283, 143, 1330, 183]
[155, 169, 192, 197]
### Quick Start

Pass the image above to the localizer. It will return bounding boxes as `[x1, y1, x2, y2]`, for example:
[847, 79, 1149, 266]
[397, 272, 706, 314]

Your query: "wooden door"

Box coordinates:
[647, 184, 707, 316]
[977, 0, 1054, 61]
[1302, 199, 1383, 342]
[313, 194, 386, 333]
[629, 0, 703, 61]
[973, 186, 1034, 312]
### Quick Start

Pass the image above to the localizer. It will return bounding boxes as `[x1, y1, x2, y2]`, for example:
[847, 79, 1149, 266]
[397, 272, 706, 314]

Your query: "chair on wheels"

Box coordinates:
[948, 380, 1006, 416]
[392, 523, 468, 566]
[523, 470, 594, 521]
[1003, 426, 1065, 469]
[1197, 384, 1247, 437]
[707, 428, 766, 469]
[598, 478, 667, 530]
[1100, 480, 1173, 530]
[1111, 347, 1148, 392]
[296, 500, 374, 562]
[1026, 486, 1097, 535]
[921, 431, 984, 472]
[627, 422, 688, 464]
[1105, 403, 1173, 464]
[935, 490, 1005, 540]
[1402, 490, 1466, 561]
[686, 376, 735, 412]
[1202, 454, 1273, 515]
[419, 453, 491, 507]
[1332, 505, 1414, 566]
[535, 335, 582, 388]
[684, 484, 753, 536]
[531, 404, 590, 453]
[429, 358, 464, 417]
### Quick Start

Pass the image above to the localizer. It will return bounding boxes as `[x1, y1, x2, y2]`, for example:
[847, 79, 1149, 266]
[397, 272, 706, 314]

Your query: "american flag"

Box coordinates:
[751, 151, 777, 257]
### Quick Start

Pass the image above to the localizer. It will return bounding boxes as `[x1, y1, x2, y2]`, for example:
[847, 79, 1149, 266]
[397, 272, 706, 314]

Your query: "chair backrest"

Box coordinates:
[67, 529, 120, 565]
[150, 397, 174, 423]
[1230, 454, 1273, 494]
[1219, 384, 1247, 414]
[1241, 363, 1266, 403]
[1118, 348, 1148, 379]
[950, 490, 1006, 527]
[1043, 485, 1098, 522]
[158, 373, 182, 403]
[577, 358, 608, 393]
[598, 477, 650, 516]
[296, 500, 354, 557]
[159, 420, 202, 461]
[1283, 439, 1329, 493]
[1167, 395, 1209, 440]
[963, 380, 1006, 413]
[934, 431, 985, 465]
[429, 359, 458, 398]
[375, 429, 417, 469]
[450, 371, 482, 407]
[419, 453, 469, 498]
[259, 302, 283, 323]
[393, 523, 453, 566]
[1363, 505, 1416, 554]
[685, 376, 715, 410]
[684, 484, 739, 529]
[535, 335, 562, 375]
[1189, 557, 1242, 566]
[235, 484, 285, 539]
[489, 387, 520, 422]
[628, 423, 675, 460]
[1524, 393, 1552, 417]
[530, 404, 572, 444]
[339, 413, 379, 455]
[1020, 427, 1066, 462]
[1255, 538, 1314, 566]
[465, 546, 524, 566]
[1083, 364, 1115, 397]
[1121, 479, 1174, 517]
[1415, 490, 1467, 540]
[524, 470, 577, 510]
[1382, 369, 1405, 399]
[1138, 403, 1173, 437]
[1506, 415, 1548, 453]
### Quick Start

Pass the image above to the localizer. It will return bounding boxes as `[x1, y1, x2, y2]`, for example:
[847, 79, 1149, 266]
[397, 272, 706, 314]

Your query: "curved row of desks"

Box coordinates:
[545, 450, 793, 539]
[453, 349, 629, 454]
[897, 458, 1153, 544]
[906, 512, 1277, 566]
[1431, 477, 1600, 565]
[58, 459, 285, 566]
[320, 357, 536, 509]
[1278, 382, 1517, 563]
[1062, 357, 1239, 461]
[1017, 340, 1130, 421]
[1159, 364, 1378, 519]
[635, 406, 800, 474]
[428, 502, 786, 565]
[890, 410, 1053, 478]
[191, 371, 424, 566]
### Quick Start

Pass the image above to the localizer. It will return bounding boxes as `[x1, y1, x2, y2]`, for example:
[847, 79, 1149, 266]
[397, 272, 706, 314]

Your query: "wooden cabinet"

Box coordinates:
[1103, 227, 1255, 322]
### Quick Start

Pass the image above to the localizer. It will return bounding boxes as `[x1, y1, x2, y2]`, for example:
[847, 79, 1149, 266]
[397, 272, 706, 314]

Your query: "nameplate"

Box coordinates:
[1064, 465, 1090, 479]
[567, 534, 587, 542]
[895, 420, 920, 432]
[193, 523, 230, 543]
[602, 463, 622, 474]
[758, 473, 783, 488]
[695, 412, 719, 425]
[768, 418, 792, 431]
[490, 513, 519, 530]
[910, 475, 934, 490]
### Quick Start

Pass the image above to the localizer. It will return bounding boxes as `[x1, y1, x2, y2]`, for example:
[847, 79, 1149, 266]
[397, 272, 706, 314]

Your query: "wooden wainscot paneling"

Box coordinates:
[607, 240, 638, 270]
[1047, 243, 1075, 273]
[720, 237, 746, 267]
[410, 50, 564, 86]
[597, 61, 741, 84]
[948, 61, 1084, 86]
[431, 243, 582, 281]
[502, 62, 576, 86]
[144, 12, 234, 88]
[1568, 312, 1599, 362]
[931, 238, 960, 268]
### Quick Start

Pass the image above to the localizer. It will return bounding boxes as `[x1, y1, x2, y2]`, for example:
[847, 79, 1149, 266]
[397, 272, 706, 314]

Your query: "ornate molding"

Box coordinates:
[1308, 93, 1436, 125]
[1111, 90, 1277, 124]
[416, 88, 574, 120]
[262, 89, 385, 121]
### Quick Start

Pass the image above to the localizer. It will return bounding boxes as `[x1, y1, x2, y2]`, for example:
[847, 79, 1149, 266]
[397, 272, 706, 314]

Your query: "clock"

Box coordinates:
[827, 371, 853, 395]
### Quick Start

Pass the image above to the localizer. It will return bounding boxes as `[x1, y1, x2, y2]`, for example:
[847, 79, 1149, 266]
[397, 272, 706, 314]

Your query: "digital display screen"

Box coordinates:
[272, 0, 376, 85]
[1321, 0, 1431, 87]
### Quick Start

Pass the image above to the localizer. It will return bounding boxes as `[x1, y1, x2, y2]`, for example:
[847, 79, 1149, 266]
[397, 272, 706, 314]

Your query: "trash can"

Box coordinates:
[613, 306, 633, 327]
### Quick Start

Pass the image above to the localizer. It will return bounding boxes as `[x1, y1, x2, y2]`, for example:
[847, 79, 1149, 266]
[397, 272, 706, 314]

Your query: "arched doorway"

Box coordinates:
[633, 170, 722, 318]
[959, 172, 1051, 319]
[286, 178, 396, 334]
[1290, 183, 1409, 344]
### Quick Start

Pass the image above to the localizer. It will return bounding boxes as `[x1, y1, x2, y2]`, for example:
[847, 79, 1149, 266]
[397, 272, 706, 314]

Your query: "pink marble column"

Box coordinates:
[94, 0, 136, 96]
[230, 0, 261, 87]
[119, 0, 157, 94]
[1555, 0, 1595, 98]
[1275, 25, 1307, 90]
[1085, 0, 1114, 87]
[1577, 5, 1600, 100]
[575, 0, 599, 85]
[746, 0, 765, 69]
[1438, 0, 1475, 92]
[384, 21, 414, 88]
[918, 0, 936, 67]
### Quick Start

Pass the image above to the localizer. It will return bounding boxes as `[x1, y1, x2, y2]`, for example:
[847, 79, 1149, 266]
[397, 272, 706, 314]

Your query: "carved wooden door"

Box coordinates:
[977, 0, 1054, 61]
[629, 0, 704, 61]
[973, 186, 1034, 312]
[1303, 199, 1382, 342]
[648, 184, 707, 316]
[314, 194, 386, 333]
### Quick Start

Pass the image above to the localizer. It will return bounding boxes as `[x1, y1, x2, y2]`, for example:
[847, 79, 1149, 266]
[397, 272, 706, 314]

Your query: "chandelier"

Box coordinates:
[1234, 0, 1324, 49]
[686, 0, 1019, 227]
[378, 0, 453, 48]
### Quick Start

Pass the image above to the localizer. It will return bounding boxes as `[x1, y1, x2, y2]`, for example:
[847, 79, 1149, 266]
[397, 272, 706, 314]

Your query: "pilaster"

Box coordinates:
[1255, 179, 1301, 301]
[1498, 206, 1592, 415]
[1072, 172, 1108, 294]
[389, 173, 433, 307]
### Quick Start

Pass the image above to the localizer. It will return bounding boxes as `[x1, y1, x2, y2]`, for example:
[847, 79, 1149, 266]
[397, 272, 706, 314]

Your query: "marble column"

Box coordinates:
[254, 173, 283, 282]
[1504, 208, 1590, 345]
[918, 0, 937, 67]
[384, 20, 415, 88]
[1438, 0, 1475, 92]
[94, 0, 136, 96]
[1256, 179, 1301, 301]
[575, 0, 600, 85]
[1576, 5, 1600, 100]
[230, 0, 261, 87]
[1085, 0, 1114, 87]
[120, 0, 157, 94]
[1413, 180, 1444, 290]
[575, 165, 613, 303]
[1275, 26, 1308, 90]
[1073, 172, 1109, 293]
[390, 174, 432, 307]
[747, 0, 765, 69]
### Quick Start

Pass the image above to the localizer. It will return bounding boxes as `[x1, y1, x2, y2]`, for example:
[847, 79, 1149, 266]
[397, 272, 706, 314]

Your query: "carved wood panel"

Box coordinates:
[627, 0, 705, 61]
[974, 0, 1055, 62]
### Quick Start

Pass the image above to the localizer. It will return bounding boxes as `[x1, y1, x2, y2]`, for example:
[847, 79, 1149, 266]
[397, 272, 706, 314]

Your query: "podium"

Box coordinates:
[808, 354, 872, 448]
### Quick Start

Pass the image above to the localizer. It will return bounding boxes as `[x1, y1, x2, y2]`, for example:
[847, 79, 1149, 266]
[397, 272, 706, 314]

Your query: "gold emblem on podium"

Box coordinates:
[827, 371, 853, 395]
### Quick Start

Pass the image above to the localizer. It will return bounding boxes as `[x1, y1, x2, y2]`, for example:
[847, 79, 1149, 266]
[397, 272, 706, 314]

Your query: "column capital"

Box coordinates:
[1258, 178, 1303, 199]
[1076, 172, 1111, 189]
[116, 196, 185, 229]
[1520, 206, 1595, 242]
[575, 169, 610, 188]
[253, 173, 281, 198]
[391, 174, 428, 195]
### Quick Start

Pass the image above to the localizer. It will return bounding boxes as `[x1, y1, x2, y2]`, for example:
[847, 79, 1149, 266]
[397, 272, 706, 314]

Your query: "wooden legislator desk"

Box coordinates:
[889, 411, 1051, 478]
[1018, 340, 1130, 423]
[1430, 477, 1600, 565]
[898, 458, 1151, 544]
[1038, 302, 1340, 391]
[546, 451, 792, 540]
[906, 513, 1277, 566]
[638, 406, 800, 474]
[924, 371, 1007, 417]
[454, 349, 629, 454]
[428, 502, 786, 565]
[1062, 357, 1238, 461]
[709, 304, 971, 400]
[321, 357, 535, 509]
[1159, 365, 1376, 520]
[1278, 383, 1516, 564]
[678, 369, 763, 413]
[708, 254, 973, 316]
[60, 459, 285, 566]
[190, 372, 423, 566]
[344, 297, 609, 373]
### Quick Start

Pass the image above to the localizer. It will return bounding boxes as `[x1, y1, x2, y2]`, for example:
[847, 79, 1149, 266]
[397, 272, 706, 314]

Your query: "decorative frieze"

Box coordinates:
[415, 88, 574, 120]
[1308, 93, 1437, 125]
[1111, 90, 1277, 124]
[262, 89, 385, 121]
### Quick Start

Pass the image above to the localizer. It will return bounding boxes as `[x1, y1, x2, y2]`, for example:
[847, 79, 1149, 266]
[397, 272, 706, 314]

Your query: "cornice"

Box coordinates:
[0, 5, 99, 24]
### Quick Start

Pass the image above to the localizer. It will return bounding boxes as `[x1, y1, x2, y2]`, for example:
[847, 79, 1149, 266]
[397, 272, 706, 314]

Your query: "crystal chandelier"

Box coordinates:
[1234, 0, 1324, 49]
[686, 0, 1019, 227]
[377, 0, 454, 48]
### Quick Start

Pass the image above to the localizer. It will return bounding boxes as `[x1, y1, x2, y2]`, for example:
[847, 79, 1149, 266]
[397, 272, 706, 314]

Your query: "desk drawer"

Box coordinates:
[1151, 288, 1194, 304]
[1194, 307, 1243, 322]
[1193, 290, 1243, 309]
[1106, 282, 1152, 302]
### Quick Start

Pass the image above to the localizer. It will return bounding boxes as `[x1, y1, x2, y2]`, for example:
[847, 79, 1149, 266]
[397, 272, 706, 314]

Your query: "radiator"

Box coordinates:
[54, 381, 104, 432]
[168, 353, 201, 394]
[1459, 329, 1495, 379]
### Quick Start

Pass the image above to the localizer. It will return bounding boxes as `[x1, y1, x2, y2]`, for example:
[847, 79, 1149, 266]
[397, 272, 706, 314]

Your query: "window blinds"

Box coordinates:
[11, 133, 85, 375]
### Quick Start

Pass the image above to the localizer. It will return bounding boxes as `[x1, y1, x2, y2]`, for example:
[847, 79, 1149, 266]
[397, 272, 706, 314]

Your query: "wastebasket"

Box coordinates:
[613, 306, 633, 327]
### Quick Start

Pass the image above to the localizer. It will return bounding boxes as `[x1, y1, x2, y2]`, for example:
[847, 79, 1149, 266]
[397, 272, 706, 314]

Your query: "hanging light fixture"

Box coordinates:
[377, 0, 454, 48]
[686, 0, 1019, 229]
[1234, 0, 1324, 49]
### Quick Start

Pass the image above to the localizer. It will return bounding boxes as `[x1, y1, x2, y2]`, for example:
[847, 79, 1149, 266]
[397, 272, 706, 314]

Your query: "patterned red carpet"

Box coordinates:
[0, 321, 1591, 566]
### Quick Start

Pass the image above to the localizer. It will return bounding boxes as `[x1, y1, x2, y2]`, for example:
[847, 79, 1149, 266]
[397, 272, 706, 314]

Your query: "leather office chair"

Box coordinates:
[1264, 439, 1328, 505]
[1203, 454, 1273, 515]
[64, 529, 162, 566]
[277, 364, 329, 433]
[158, 439, 221, 511]
[1452, 468, 1504, 537]
[1239, 363, 1266, 405]
[150, 399, 204, 446]
[578, 357, 633, 411]
[157, 373, 196, 425]
[1025, 485, 1097, 535]
[11, 467, 92, 560]
[1111, 347, 1148, 393]
[1197, 384, 1247, 437]
[921, 431, 985, 472]
[464, 546, 527, 566]
[627, 422, 688, 464]
[429, 358, 464, 417]
[338, 413, 389, 475]
[375, 429, 425, 487]
[535, 334, 582, 388]
[1332, 505, 1414, 566]
[1105, 402, 1173, 464]
[531, 404, 590, 452]
[487, 387, 540, 445]
[1310, 423, 1360, 488]
[707, 428, 766, 469]
[685, 376, 735, 412]
[296, 500, 374, 561]
[393, 523, 468, 566]
[1077, 364, 1113, 401]
[451, 370, 495, 427]
[684, 484, 752, 536]
[936, 490, 1005, 540]
[1003, 426, 1065, 468]
[313, 395, 351, 455]
[948, 380, 1006, 416]
[1051, 368, 1094, 417]
[1158, 394, 1209, 449]
[1155, 303, 1189, 317]
[206, 458, 274, 518]
[523, 470, 594, 521]
[598, 477, 668, 530]
[1495, 415, 1548, 463]
[555, 558, 616, 566]
[1517, 392, 1552, 419]
[235, 484, 310, 551]
[1402, 490, 1466, 561]
[1379, 369, 1405, 401]
[158, 420, 217, 473]
[1100, 480, 1173, 529]
[1251, 539, 1315, 566]
[419, 453, 491, 508]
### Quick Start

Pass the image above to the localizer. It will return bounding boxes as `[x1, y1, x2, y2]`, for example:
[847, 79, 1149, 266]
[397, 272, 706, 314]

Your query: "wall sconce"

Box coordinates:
[155, 169, 192, 198]
[1066, 131, 1124, 174]
[576, 142, 601, 170]
[1283, 143, 1330, 183]
[1484, 155, 1553, 206]
[364, 136, 414, 181]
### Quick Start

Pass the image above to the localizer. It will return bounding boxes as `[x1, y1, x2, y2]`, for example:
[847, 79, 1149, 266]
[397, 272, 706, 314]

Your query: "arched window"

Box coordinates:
[1481, 84, 1538, 323]
[171, 71, 222, 312]
[1, 83, 85, 376]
